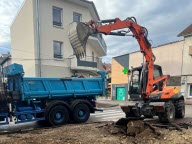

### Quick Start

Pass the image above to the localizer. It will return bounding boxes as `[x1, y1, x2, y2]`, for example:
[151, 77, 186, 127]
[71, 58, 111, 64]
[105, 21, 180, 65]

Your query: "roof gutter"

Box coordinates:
[80, 0, 100, 20]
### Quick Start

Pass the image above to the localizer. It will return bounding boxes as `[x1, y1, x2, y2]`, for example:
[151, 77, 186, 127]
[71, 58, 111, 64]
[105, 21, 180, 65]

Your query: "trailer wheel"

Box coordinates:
[73, 103, 90, 123]
[175, 100, 185, 118]
[158, 101, 175, 123]
[48, 105, 69, 126]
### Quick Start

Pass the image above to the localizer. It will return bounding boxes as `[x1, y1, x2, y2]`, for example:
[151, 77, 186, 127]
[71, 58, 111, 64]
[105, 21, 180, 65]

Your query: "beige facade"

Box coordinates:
[181, 36, 192, 98]
[129, 40, 184, 76]
[11, 0, 106, 77]
[181, 36, 192, 76]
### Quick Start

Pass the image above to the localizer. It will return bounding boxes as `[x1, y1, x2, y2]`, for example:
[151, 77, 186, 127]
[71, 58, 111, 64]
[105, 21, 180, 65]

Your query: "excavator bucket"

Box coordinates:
[68, 22, 93, 58]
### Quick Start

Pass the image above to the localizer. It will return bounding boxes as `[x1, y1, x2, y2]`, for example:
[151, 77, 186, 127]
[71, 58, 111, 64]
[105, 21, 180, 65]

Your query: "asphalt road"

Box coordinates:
[0, 105, 191, 133]
[89, 106, 125, 122]
[89, 105, 192, 122]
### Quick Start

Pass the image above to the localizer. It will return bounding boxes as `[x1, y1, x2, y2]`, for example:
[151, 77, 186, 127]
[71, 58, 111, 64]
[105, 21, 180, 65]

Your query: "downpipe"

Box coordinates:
[35, 0, 41, 77]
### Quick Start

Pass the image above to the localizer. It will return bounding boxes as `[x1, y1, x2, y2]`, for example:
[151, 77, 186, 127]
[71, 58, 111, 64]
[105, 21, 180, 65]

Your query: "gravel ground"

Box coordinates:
[0, 121, 192, 144]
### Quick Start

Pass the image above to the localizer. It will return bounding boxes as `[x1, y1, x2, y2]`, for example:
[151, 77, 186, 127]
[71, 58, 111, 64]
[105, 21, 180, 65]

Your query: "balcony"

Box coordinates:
[54, 54, 63, 59]
[88, 34, 107, 57]
[70, 56, 105, 75]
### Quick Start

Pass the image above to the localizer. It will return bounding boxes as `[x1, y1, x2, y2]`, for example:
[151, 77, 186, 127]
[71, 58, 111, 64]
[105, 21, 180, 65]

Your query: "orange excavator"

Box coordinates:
[69, 17, 185, 123]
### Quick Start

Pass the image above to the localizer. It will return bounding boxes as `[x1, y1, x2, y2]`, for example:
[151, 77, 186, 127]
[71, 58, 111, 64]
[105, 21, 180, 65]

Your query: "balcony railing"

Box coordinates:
[70, 56, 105, 71]
[91, 34, 107, 53]
[54, 54, 63, 59]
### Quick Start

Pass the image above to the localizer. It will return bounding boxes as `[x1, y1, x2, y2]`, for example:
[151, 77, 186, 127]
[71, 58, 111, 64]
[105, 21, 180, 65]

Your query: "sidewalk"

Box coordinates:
[97, 98, 192, 106]
[97, 99, 138, 107]
[185, 99, 192, 105]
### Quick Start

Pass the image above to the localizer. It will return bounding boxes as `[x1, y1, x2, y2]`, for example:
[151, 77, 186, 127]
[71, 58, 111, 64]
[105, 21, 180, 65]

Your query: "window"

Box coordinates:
[188, 84, 192, 97]
[130, 70, 140, 94]
[53, 6, 63, 27]
[73, 12, 82, 23]
[154, 69, 161, 79]
[53, 41, 63, 59]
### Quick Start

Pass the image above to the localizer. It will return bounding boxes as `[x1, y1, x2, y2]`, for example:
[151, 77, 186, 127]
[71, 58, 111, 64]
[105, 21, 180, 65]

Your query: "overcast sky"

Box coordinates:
[0, 0, 192, 63]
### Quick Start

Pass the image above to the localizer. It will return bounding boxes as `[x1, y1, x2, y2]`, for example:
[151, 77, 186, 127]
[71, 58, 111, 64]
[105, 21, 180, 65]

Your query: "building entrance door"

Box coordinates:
[116, 87, 125, 100]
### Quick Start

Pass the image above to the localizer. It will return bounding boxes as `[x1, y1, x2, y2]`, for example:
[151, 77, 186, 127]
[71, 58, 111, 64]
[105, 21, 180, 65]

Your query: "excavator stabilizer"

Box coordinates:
[68, 22, 93, 58]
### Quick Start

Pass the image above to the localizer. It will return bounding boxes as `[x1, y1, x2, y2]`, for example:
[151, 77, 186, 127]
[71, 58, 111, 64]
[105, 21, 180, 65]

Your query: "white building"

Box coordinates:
[178, 24, 192, 98]
[11, 0, 106, 77]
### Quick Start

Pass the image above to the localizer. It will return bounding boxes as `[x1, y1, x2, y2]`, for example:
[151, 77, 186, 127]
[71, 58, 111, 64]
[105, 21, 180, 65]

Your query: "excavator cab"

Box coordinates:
[129, 65, 163, 101]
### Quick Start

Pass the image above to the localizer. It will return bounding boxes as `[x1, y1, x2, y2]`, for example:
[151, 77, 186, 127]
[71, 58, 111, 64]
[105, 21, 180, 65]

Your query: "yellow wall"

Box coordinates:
[111, 58, 128, 85]
[11, 0, 36, 76]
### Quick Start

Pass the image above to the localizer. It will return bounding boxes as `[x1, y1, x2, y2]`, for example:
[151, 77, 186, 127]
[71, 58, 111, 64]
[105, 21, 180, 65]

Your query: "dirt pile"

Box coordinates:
[98, 120, 192, 144]
[99, 119, 161, 138]
[0, 121, 192, 144]
[114, 118, 161, 136]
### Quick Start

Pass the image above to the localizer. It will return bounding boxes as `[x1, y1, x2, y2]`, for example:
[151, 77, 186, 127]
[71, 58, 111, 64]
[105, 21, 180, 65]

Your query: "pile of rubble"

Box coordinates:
[97, 117, 192, 137]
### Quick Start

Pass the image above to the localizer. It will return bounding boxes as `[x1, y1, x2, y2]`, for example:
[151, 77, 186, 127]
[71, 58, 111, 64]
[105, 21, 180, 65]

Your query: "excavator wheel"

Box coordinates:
[175, 99, 185, 118]
[158, 101, 175, 123]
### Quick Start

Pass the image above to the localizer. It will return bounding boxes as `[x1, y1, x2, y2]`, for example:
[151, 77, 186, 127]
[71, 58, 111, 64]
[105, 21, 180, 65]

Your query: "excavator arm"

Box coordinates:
[87, 18, 153, 62]
[69, 17, 169, 100]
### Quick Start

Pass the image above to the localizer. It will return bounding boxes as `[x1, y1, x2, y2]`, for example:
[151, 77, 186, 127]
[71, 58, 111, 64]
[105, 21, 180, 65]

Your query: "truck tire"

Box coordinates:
[158, 101, 175, 123]
[175, 100, 185, 118]
[48, 105, 69, 126]
[73, 103, 90, 123]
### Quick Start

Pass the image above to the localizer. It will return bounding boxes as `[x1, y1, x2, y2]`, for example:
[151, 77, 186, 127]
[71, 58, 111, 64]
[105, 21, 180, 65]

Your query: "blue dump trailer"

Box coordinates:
[0, 63, 106, 125]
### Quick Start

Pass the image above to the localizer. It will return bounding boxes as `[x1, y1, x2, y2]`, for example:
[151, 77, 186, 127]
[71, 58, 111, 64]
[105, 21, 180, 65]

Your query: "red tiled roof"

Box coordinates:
[178, 24, 192, 37]
[103, 63, 111, 73]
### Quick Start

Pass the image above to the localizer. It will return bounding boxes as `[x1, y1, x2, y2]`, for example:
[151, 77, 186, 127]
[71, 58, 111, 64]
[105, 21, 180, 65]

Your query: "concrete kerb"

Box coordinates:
[97, 99, 192, 106]
[185, 99, 192, 105]
[96, 100, 136, 108]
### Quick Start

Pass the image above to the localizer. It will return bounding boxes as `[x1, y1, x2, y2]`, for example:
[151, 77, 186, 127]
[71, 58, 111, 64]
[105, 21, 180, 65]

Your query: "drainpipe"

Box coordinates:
[35, 0, 41, 77]
[181, 38, 186, 97]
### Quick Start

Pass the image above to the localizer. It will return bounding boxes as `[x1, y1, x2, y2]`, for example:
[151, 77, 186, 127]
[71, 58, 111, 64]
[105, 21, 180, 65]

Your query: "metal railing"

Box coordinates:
[71, 56, 105, 71]
[78, 56, 100, 62]
[54, 54, 63, 59]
